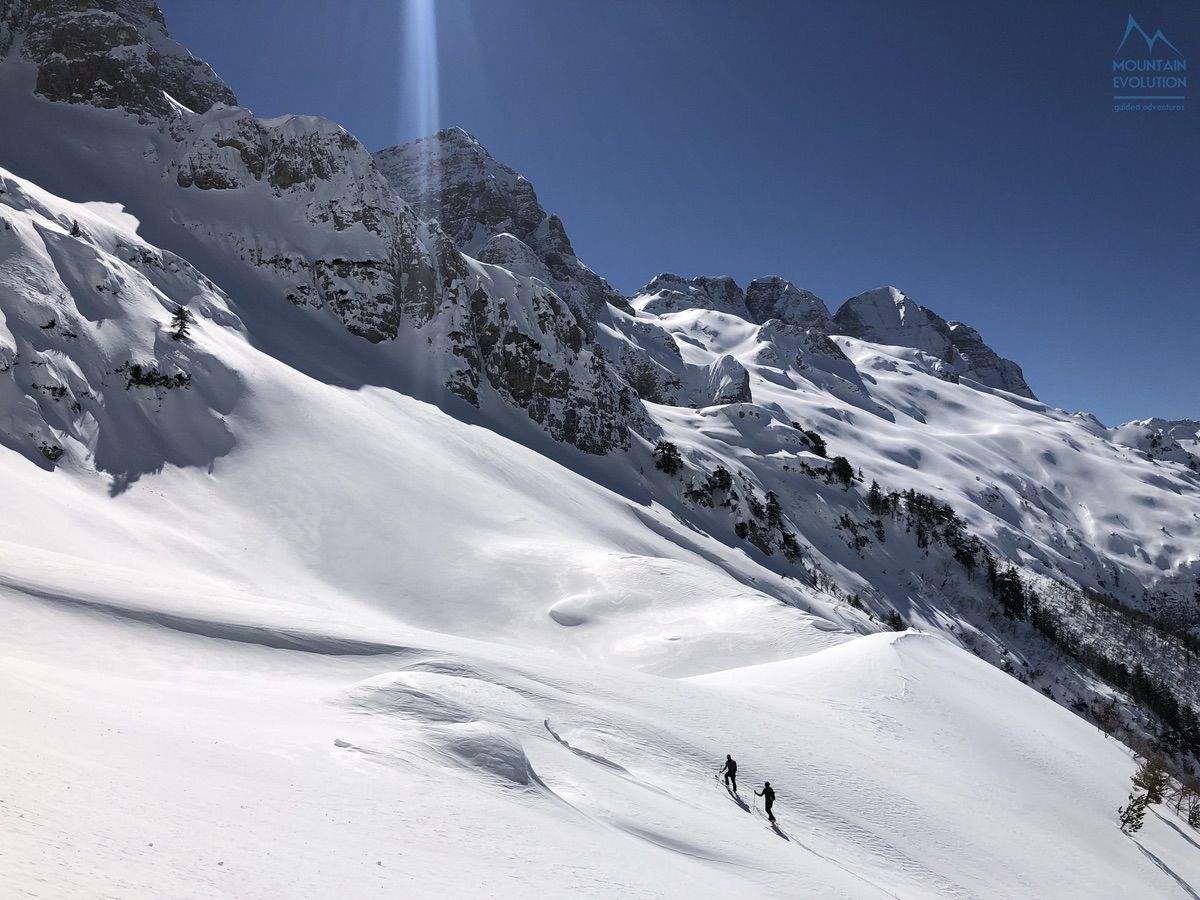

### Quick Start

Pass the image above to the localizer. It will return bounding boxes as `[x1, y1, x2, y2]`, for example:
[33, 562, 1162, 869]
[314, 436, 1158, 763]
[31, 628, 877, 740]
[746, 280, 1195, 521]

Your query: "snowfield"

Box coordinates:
[1, 6, 1199, 895]
[5, 570, 1200, 898]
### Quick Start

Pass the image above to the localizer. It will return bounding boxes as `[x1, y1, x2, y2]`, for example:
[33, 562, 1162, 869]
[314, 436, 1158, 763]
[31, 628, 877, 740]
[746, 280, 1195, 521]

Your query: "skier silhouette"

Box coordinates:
[755, 781, 776, 823]
[720, 754, 738, 793]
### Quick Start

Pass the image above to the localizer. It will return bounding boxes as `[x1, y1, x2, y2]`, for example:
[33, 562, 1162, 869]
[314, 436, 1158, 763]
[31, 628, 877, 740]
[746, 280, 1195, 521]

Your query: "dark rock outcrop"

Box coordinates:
[745, 276, 834, 331]
[1, 0, 236, 116]
[375, 128, 631, 321]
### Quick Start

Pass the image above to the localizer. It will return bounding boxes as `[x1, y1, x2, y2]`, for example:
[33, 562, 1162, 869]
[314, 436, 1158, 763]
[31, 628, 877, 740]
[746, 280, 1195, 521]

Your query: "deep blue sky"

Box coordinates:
[158, 0, 1198, 424]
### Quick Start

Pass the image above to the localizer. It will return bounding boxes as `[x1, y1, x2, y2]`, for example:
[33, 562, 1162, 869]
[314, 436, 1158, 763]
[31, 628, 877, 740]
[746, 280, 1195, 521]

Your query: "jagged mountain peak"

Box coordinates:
[834, 286, 1036, 399]
[834, 286, 946, 352]
[744, 275, 834, 331]
[428, 124, 488, 149]
[375, 127, 628, 319]
[632, 273, 835, 332]
[632, 273, 749, 318]
[375, 126, 533, 230]
[0, 0, 236, 117]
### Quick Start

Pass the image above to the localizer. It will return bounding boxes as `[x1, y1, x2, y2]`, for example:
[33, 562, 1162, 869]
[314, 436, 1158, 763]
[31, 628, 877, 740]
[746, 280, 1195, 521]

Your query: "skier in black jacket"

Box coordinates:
[755, 781, 776, 823]
[720, 754, 738, 793]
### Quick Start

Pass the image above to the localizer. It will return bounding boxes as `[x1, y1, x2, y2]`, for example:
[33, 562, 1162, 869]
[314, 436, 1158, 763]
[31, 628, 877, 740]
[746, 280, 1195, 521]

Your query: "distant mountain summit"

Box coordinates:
[834, 286, 1035, 398]
[625, 277, 1034, 399]
[632, 273, 750, 318]
[745, 276, 835, 332]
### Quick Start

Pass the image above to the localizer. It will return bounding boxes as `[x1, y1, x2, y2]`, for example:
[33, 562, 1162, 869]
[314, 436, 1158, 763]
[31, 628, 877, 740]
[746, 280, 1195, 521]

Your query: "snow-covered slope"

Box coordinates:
[2, 3, 1199, 897]
[6, 576, 1200, 898]
[1110, 417, 1200, 472]
[0, 168, 240, 477]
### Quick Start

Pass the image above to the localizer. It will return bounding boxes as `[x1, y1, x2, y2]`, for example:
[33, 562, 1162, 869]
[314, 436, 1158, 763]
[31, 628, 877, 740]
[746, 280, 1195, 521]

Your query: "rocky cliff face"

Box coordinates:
[165, 105, 447, 344]
[744, 276, 834, 332]
[0, 0, 236, 116]
[0, 1, 639, 454]
[833, 286, 1036, 398]
[375, 128, 631, 322]
[376, 131, 761, 412]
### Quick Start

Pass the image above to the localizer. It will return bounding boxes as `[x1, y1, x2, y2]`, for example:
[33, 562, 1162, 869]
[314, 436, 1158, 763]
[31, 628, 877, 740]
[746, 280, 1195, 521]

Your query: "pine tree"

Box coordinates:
[1180, 776, 1200, 818]
[705, 466, 732, 493]
[781, 531, 801, 561]
[867, 480, 884, 515]
[1132, 755, 1169, 805]
[798, 427, 826, 457]
[1118, 792, 1148, 834]
[1188, 794, 1200, 829]
[764, 491, 782, 528]
[829, 455, 854, 488]
[69, 219, 82, 237]
[652, 440, 683, 475]
[169, 305, 193, 342]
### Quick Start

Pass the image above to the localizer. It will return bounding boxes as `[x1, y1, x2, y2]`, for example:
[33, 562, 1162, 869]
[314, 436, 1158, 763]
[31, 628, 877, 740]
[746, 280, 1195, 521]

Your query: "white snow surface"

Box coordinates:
[1, 48, 1199, 900]
[2, 160, 1199, 897]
